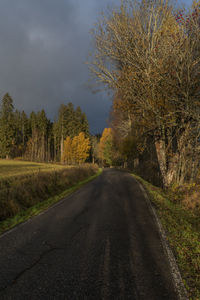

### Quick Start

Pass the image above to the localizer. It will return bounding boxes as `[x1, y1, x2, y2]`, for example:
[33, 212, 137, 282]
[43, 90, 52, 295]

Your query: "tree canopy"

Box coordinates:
[0, 94, 90, 163]
[88, 0, 200, 186]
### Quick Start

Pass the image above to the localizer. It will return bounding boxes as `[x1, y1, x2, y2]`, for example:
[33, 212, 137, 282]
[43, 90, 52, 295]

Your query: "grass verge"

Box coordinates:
[0, 168, 102, 236]
[132, 173, 200, 300]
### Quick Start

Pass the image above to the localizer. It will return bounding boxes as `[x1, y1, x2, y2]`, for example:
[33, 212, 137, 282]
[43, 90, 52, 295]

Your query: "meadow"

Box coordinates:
[0, 159, 67, 178]
[0, 160, 99, 234]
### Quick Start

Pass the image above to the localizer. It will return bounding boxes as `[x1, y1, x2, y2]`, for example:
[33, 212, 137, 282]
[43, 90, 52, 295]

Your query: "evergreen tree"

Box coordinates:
[37, 109, 48, 161]
[80, 112, 89, 137]
[0, 93, 15, 158]
[53, 120, 60, 162]
[29, 111, 37, 161]
[57, 103, 90, 162]
[21, 110, 30, 148]
[0, 94, 90, 163]
[74, 107, 89, 137]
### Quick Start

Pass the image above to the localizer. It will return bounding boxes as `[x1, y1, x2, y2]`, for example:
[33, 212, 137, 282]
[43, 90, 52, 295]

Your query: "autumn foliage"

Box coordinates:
[98, 128, 113, 166]
[63, 132, 91, 164]
[89, 0, 200, 187]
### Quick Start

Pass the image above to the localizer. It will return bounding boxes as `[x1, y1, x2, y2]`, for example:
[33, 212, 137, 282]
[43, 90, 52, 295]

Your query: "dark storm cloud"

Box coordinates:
[0, 0, 120, 133]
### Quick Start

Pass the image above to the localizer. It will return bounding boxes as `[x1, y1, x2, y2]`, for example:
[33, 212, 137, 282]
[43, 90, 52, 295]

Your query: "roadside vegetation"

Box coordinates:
[87, 0, 200, 298]
[0, 94, 90, 162]
[88, 0, 200, 187]
[0, 159, 68, 178]
[132, 173, 200, 300]
[0, 164, 100, 234]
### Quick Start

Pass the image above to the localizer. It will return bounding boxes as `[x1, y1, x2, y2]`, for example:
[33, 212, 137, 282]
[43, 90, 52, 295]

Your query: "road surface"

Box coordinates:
[0, 169, 178, 299]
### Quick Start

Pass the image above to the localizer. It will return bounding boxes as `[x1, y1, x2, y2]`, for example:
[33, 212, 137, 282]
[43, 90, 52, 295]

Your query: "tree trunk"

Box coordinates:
[54, 135, 57, 162]
[155, 139, 177, 188]
[155, 139, 167, 187]
[61, 134, 64, 163]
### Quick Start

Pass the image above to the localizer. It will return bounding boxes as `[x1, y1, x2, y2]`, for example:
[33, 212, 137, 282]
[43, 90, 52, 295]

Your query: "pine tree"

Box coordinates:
[53, 121, 59, 162]
[58, 104, 73, 162]
[57, 103, 90, 162]
[0, 93, 15, 158]
[37, 110, 48, 161]
[80, 112, 89, 137]
[21, 111, 30, 149]
[29, 111, 37, 161]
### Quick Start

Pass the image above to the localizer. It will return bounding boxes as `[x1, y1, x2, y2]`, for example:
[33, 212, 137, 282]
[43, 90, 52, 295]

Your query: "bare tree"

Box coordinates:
[88, 0, 200, 187]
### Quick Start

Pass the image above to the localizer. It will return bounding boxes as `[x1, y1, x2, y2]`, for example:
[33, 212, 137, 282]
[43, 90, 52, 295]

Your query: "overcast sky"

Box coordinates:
[0, 0, 192, 134]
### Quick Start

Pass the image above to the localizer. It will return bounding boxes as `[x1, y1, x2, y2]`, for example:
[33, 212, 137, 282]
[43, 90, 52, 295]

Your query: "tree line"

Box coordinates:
[0, 93, 90, 163]
[88, 0, 200, 187]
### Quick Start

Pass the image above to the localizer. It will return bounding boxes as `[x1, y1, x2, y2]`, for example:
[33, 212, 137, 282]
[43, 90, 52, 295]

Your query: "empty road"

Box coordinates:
[0, 169, 178, 299]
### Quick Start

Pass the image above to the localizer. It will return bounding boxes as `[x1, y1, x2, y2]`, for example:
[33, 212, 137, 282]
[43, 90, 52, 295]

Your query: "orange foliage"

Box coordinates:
[98, 128, 113, 165]
[63, 136, 73, 164]
[63, 132, 91, 164]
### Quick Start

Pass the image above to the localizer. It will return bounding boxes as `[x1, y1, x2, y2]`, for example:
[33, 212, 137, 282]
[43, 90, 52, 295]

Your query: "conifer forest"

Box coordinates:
[0, 93, 90, 163]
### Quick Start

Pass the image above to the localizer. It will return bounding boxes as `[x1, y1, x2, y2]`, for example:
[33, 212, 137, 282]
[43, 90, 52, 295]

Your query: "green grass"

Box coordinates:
[132, 173, 200, 300]
[0, 168, 102, 236]
[0, 159, 68, 178]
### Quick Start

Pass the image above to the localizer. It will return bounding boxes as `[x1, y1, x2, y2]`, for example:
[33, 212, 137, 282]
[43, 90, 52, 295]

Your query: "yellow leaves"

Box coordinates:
[98, 128, 113, 162]
[63, 132, 91, 165]
[63, 136, 73, 165]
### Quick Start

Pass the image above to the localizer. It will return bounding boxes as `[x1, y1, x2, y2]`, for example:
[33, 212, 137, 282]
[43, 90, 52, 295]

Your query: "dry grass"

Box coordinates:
[0, 163, 98, 221]
[170, 183, 200, 215]
[0, 159, 68, 178]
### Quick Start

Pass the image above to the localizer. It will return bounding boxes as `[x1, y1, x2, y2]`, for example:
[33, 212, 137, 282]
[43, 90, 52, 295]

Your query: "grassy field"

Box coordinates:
[132, 173, 200, 300]
[0, 159, 68, 178]
[0, 160, 100, 233]
[0, 168, 102, 235]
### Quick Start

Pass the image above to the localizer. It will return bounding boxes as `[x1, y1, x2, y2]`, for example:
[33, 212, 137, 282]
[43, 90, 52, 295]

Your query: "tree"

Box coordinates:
[88, 0, 200, 186]
[21, 111, 30, 148]
[0, 93, 15, 158]
[25, 110, 50, 162]
[0, 93, 91, 163]
[56, 103, 90, 162]
[76, 132, 91, 164]
[71, 132, 91, 164]
[74, 107, 89, 137]
[98, 128, 113, 166]
[64, 132, 91, 165]
[63, 136, 73, 164]
[90, 135, 100, 164]
[37, 109, 48, 161]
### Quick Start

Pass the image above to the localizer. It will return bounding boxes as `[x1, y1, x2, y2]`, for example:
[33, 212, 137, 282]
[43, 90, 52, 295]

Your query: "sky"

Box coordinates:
[0, 0, 193, 134]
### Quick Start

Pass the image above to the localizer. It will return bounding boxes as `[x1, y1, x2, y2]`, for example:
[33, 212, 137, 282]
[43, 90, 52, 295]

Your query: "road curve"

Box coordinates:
[0, 169, 178, 299]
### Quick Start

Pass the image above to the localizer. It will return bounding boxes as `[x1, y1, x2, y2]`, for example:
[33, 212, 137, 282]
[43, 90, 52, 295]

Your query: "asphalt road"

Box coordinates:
[0, 169, 178, 300]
